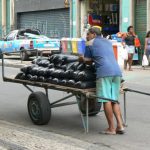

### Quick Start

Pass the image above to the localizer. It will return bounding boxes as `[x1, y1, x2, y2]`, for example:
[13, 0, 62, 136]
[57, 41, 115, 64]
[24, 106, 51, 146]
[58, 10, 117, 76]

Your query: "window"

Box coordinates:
[6, 31, 17, 41]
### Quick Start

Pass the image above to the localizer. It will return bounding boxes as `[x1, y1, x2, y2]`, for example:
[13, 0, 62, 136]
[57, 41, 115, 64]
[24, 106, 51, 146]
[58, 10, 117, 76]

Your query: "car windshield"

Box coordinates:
[24, 33, 49, 39]
[18, 29, 40, 36]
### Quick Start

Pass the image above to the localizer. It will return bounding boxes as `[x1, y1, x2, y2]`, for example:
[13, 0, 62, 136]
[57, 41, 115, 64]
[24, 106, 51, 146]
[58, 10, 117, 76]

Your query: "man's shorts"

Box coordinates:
[96, 76, 121, 103]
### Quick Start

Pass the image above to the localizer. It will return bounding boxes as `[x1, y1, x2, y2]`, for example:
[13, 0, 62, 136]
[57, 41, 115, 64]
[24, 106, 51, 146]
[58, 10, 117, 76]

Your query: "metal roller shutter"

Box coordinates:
[135, 0, 147, 47]
[17, 8, 70, 38]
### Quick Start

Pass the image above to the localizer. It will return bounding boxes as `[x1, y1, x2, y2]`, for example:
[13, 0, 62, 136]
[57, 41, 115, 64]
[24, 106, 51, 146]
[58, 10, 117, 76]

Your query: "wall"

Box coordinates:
[121, 0, 132, 32]
[0, 0, 14, 36]
[14, 0, 66, 13]
[70, 0, 78, 37]
[147, 0, 150, 31]
[0, 0, 2, 30]
[6, 0, 10, 33]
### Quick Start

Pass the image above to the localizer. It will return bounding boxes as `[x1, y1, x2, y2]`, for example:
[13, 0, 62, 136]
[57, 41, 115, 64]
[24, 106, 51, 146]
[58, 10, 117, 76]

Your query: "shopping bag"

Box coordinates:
[142, 55, 149, 66]
[121, 47, 128, 60]
[134, 38, 141, 47]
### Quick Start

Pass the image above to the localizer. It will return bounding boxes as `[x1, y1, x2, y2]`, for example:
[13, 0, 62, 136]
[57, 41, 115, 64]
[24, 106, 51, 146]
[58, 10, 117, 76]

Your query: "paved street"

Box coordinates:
[0, 60, 150, 150]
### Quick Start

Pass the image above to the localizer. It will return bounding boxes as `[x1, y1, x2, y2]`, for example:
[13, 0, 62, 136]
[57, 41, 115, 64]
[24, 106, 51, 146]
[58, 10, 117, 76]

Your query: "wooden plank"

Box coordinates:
[3, 77, 96, 95]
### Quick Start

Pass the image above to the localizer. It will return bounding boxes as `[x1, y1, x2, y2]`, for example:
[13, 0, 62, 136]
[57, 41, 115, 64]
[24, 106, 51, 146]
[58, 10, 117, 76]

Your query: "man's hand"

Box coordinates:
[78, 55, 84, 62]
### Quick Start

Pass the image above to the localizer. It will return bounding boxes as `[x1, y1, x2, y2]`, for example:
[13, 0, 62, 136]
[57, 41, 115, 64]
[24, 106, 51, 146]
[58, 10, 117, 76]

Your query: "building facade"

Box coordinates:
[14, 0, 70, 38]
[70, 0, 150, 47]
[0, 0, 14, 36]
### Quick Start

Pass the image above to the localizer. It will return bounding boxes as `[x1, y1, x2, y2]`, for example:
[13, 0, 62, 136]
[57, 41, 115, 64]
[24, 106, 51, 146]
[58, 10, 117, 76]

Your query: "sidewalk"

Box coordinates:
[0, 120, 105, 150]
[0, 59, 31, 68]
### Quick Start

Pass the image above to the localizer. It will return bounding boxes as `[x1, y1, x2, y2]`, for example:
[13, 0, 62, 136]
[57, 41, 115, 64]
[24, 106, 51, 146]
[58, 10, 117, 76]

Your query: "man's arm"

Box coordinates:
[78, 55, 93, 65]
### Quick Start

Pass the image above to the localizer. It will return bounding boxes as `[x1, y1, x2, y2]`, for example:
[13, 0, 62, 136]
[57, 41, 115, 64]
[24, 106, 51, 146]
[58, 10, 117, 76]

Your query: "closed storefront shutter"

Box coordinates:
[17, 8, 70, 38]
[135, 0, 147, 47]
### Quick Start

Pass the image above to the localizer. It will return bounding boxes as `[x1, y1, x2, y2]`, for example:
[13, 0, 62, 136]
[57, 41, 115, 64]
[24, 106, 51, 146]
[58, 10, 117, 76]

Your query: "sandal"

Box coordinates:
[116, 128, 125, 134]
[100, 130, 116, 135]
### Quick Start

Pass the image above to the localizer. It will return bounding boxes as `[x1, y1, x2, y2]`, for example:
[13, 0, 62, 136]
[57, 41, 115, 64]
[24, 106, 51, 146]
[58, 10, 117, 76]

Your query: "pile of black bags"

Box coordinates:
[15, 54, 96, 89]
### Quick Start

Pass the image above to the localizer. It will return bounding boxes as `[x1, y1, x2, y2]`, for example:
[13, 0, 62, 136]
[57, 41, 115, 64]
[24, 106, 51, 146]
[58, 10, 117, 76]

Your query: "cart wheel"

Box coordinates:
[76, 95, 101, 116]
[28, 92, 51, 125]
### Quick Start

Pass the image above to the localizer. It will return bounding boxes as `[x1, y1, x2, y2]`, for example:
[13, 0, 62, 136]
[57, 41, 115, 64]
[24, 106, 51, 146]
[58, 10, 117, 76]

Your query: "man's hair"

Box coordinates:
[127, 26, 133, 32]
[88, 27, 101, 36]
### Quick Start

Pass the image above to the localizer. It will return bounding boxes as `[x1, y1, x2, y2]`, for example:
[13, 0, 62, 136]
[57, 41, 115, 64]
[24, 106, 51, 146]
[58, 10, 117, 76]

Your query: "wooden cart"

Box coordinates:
[1, 54, 127, 133]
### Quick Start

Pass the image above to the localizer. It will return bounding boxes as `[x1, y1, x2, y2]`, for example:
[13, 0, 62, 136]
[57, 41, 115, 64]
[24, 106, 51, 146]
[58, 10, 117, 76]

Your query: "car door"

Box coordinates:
[3, 31, 17, 53]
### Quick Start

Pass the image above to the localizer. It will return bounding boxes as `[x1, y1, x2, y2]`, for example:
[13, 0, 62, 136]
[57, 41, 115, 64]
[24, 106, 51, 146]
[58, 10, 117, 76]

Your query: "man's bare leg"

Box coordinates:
[103, 102, 116, 133]
[112, 103, 124, 130]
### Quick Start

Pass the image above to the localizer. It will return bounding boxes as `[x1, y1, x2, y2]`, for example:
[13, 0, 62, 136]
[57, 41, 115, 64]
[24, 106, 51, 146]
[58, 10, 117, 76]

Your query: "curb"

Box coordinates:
[0, 120, 102, 150]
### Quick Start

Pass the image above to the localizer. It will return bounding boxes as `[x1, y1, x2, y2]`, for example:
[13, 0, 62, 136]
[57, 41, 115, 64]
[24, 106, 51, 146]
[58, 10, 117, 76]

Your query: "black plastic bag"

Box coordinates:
[32, 58, 43, 64]
[63, 55, 79, 63]
[20, 73, 26, 80]
[70, 62, 80, 71]
[29, 75, 38, 81]
[51, 78, 60, 84]
[30, 66, 40, 75]
[20, 65, 37, 74]
[85, 63, 96, 72]
[59, 79, 69, 86]
[51, 69, 65, 78]
[38, 59, 50, 67]
[75, 81, 96, 89]
[77, 70, 96, 81]
[47, 68, 56, 76]
[64, 69, 74, 79]
[38, 67, 48, 77]
[37, 76, 45, 82]
[46, 77, 53, 83]
[15, 72, 24, 79]
[67, 80, 75, 87]
[77, 63, 86, 71]
[26, 74, 33, 80]
[48, 63, 54, 69]
[73, 70, 81, 80]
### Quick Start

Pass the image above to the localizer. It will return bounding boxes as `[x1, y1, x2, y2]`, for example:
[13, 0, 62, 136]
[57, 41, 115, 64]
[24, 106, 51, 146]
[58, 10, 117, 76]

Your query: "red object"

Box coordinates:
[113, 45, 118, 60]
[88, 14, 102, 26]
[30, 41, 34, 49]
[134, 38, 141, 47]
[61, 40, 67, 53]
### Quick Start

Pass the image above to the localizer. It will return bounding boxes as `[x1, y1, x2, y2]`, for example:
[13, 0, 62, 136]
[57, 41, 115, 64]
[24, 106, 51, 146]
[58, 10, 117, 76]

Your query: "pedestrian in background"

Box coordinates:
[122, 26, 136, 71]
[144, 31, 150, 65]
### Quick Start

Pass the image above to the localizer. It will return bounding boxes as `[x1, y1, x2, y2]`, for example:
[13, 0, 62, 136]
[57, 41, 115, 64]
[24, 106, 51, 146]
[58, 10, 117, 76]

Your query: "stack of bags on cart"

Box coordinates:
[15, 54, 96, 89]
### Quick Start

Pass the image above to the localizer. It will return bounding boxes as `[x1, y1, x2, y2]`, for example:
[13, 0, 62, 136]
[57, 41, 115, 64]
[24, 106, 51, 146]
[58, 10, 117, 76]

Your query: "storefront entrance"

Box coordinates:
[80, 0, 120, 37]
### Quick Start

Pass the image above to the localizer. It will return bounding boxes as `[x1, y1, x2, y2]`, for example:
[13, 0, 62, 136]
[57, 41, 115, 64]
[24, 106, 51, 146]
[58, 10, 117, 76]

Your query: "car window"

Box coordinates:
[6, 31, 17, 41]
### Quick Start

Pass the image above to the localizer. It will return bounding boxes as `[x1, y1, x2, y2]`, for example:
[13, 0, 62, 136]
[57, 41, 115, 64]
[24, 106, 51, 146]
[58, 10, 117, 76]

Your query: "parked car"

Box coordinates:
[0, 29, 60, 60]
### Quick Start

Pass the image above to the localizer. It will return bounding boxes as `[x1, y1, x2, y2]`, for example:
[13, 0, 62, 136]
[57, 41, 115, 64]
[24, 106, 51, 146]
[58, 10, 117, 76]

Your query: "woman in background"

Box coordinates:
[144, 31, 150, 65]
[122, 26, 136, 71]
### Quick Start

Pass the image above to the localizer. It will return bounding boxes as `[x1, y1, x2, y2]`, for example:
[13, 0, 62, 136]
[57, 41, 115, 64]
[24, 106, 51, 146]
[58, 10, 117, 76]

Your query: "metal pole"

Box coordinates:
[23, 84, 34, 93]
[123, 91, 127, 127]
[2, 53, 5, 80]
[45, 88, 48, 99]
[76, 97, 87, 132]
[86, 97, 89, 133]
[51, 94, 74, 105]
